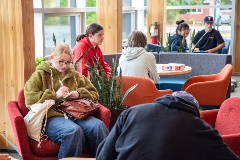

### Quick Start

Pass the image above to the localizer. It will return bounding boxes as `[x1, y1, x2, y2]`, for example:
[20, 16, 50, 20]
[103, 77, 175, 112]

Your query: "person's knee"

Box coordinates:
[68, 125, 84, 136]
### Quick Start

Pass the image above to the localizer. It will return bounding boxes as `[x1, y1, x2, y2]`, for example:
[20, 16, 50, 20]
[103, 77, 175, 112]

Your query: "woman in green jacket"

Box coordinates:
[24, 42, 108, 159]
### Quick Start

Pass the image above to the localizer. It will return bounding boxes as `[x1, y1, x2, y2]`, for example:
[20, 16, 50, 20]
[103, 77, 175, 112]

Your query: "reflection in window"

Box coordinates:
[122, 0, 147, 48]
[123, 0, 132, 7]
[122, 12, 135, 48]
[86, 0, 96, 7]
[44, 0, 68, 8]
[86, 12, 96, 26]
[43, 15, 80, 56]
[166, 7, 232, 47]
[167, 0, 232, 6]
[189, 9, 203, 14]
[44, 16, 70, 56]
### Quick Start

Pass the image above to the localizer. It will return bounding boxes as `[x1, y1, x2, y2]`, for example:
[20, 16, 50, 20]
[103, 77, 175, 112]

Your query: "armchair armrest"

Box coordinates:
[222, 133, 240, 156]
[95, 103, 111, 129]
[182, 74, 218, 90]
[200, 109, 219, 128]
[8, 101, 32, 157]
[158, 89, 173, 95]
[183, 79, 228, 106]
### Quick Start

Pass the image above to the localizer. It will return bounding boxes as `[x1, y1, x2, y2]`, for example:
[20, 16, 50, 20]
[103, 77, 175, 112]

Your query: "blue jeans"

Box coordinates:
[45, 116, 109, 159]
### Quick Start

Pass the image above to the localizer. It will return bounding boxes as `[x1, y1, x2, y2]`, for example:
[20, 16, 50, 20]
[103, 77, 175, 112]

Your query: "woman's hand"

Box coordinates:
[56, 86, 69, 99]
[65, 91, 79, 99]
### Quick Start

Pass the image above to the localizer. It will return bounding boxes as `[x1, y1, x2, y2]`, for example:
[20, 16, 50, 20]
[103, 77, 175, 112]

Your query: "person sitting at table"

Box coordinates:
[171, 20, 190, 52]
[96, 91, 240, 160]
[118, 30, 159, 83]
[192, 16, 225, 53]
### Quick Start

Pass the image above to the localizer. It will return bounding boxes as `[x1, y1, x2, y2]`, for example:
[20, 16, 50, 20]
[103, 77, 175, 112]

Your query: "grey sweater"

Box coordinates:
[118, 47, 159, 83]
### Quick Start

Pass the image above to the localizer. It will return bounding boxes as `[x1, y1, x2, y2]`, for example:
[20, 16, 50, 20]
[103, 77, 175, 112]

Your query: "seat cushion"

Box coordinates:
[215, 97, 240, 135]
[155, 78, 187, 92]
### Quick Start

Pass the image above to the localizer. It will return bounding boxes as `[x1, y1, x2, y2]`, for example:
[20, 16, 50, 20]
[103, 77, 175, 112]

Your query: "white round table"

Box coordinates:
[156, 64, 192, 76]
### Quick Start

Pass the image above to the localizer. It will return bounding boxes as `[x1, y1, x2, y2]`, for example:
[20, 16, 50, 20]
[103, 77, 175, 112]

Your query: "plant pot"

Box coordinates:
[109, 108, 124, 130]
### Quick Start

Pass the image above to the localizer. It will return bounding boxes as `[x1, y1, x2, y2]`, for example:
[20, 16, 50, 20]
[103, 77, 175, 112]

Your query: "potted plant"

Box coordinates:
[86, 56, 137, 129]
[177, 37, 186, 53]
[159, 32, 171, 52]
[189, 29, 195, 52]
[35, 57, 46, 67]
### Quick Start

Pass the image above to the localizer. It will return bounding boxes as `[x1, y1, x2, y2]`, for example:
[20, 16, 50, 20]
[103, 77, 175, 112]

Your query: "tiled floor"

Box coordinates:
[0, 148, 21, 160]
[230, 76, 240, 97]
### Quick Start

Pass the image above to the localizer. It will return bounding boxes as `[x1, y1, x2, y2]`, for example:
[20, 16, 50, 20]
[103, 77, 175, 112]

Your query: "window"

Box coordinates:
[122, 0, 147, 48]
[44, 15, 80, 56]
[34, 0, 147, 56]
[166, 0, 235, 51]
[189, 9, 203, 14]
[34, 0, 96, 57]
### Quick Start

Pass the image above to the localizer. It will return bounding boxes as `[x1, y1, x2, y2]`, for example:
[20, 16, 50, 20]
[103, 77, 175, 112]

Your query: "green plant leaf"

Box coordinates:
[86, 55, 137, 109]
[120, 84, 138, 106]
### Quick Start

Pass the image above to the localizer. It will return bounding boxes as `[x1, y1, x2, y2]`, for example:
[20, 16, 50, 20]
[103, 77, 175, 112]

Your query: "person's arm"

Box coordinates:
[171, 38, 180, 52]
[24, 70, 57, 109]
[208, 129, 240, 160]
[147, 54, 159, 84]
[206, 42, 225, 53]
[206, 31, 225, 53]
[96, 111, 126, 160]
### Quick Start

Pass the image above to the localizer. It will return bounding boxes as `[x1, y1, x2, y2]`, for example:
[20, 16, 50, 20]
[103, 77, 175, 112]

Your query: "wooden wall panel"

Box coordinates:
[147, 0, 166, 43]
[234, 0, 240, 74]
[96, 0, 122, 54]
[0, 0, 35, 147]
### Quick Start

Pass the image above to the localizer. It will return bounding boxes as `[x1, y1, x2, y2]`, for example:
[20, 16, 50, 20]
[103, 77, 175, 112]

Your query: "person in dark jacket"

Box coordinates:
[96, 91, 240, 160]
[171, 20, 190, 52]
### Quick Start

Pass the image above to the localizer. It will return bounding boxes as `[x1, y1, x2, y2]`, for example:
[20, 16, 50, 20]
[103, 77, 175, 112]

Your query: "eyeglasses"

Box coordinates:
[181, 29, 190, 32]
[58, 60, 73, 66]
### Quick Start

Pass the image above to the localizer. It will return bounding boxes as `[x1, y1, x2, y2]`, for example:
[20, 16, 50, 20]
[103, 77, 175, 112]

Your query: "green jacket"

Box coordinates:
[24, 61, 99, 118]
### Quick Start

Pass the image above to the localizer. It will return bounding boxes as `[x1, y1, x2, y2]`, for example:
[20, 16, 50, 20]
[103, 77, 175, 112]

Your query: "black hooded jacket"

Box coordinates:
[96, 95, 239, 160]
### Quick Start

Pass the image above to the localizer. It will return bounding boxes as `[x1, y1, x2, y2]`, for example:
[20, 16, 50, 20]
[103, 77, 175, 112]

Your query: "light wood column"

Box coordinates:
[234, 0, 240, 74]
[0, 0, 35, 146]
[96, 0, 122, 54]
[147, 0, 166, 43]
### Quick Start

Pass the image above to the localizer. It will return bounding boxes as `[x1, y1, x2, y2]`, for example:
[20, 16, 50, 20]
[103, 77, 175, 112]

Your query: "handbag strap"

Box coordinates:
[45, 71, 64, 112]
[74, 46, 93, 70]
[45, 71, 52, 91]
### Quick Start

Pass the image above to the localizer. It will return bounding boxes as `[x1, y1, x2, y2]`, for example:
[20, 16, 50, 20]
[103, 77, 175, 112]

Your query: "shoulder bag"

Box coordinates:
[74, 45, 93, 70]
[24, 99, 55, 147]
[45, 71, 99, 120]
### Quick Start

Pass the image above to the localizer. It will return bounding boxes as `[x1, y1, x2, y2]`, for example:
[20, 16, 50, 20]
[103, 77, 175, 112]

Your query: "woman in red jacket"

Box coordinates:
[73, 23, 111, 78]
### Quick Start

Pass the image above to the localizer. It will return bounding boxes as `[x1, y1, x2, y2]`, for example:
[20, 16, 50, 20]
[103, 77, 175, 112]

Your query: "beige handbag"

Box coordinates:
[24, 100, 55, 148]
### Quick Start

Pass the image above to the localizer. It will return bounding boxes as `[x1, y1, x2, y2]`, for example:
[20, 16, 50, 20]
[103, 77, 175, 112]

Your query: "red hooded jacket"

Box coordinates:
[73, 37, 111, 77]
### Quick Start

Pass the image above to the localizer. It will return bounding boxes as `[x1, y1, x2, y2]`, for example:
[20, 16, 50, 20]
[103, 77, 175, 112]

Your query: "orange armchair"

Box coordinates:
[201, 97, 240, 156]
[8, 89, 110, 160]
[181, 64, 232, 107]
[116, 76, 173, 107]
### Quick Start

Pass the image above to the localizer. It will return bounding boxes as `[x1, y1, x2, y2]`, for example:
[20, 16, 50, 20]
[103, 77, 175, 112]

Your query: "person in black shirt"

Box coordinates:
[192, 16, 225, 53]
[96, 91, 240, 160]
